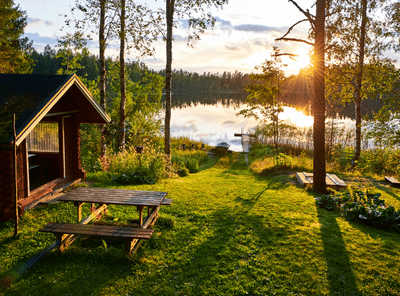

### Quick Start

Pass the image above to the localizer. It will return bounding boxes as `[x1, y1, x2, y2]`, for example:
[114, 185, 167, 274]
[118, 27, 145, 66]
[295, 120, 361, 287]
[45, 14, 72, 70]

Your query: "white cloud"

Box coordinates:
[27, 17, 55, 28]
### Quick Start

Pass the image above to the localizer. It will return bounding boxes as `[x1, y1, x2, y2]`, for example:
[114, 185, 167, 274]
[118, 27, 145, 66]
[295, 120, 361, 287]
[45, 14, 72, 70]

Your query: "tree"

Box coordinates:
[158, 0, 229, 157]
[237, 47, 288, 157]
[313, 0, 326, 193]
[55, 31, 87, 75]
[0, 0, 33, 73]
[118, 0, 127, 151]
[69, 0, 158, 154]
[276, 0, 327, 193]
[65, 0, 118, 164]
[324, 0, 400, 169]
[106, 60, 164, 150]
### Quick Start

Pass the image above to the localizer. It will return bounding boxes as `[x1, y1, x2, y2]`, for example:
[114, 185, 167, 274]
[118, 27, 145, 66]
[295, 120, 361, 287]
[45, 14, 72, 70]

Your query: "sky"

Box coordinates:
[16, 0, 317, 75]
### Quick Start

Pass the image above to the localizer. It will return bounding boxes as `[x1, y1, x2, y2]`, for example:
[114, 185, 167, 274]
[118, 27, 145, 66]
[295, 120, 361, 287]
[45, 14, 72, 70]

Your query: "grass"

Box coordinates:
[1, 152, 400, 295]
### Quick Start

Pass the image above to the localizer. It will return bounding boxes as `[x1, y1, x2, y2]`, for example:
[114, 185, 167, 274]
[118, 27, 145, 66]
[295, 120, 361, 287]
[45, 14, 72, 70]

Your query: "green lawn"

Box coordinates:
[1, 153, 400, 295]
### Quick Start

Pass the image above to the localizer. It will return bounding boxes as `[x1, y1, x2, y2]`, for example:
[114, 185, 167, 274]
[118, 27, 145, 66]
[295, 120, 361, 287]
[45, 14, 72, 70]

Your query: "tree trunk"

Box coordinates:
[351, 0, 367, 167]
[99, 0, 107, 165]
[118, 0, 126, 152]
[164, 0, 174, 158]
[313, 0, 327, 193]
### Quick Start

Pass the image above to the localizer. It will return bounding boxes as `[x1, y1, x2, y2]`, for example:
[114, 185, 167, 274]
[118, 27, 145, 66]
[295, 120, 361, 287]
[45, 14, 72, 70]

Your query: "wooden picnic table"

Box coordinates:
[40, 187, 172, 256]
[57, 187, 170, 225]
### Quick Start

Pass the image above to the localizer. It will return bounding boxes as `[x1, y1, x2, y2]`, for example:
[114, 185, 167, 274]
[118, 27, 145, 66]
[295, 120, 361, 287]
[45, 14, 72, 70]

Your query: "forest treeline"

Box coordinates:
[30, 45, 251, 93]
[29, 44, 388, 119]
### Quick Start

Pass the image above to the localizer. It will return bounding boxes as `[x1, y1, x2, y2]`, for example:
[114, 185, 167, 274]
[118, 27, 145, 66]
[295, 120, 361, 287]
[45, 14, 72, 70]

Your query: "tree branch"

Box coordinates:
[287, 0, 315, 31]
[275, 37, 314, 46]
[276, 19, 310, 41]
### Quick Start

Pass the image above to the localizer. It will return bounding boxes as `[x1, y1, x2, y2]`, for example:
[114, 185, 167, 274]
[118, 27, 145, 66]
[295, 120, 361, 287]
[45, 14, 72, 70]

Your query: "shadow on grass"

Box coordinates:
[314, 199, 362, 295]
[377, 184, 400, 203]
[132, 206, 292, 295]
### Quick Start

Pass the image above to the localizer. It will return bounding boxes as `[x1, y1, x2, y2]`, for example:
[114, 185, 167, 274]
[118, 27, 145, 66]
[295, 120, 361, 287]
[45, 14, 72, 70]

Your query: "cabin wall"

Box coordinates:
[16, 141, 28, 201]
[0, 150, 13, 221]
[0, 142, 29, 221]
[64, 117, 86, 179]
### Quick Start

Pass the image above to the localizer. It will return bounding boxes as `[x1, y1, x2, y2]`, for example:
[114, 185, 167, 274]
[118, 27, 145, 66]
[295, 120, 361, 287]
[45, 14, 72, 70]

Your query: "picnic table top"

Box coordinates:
[58, 187, 168, 207]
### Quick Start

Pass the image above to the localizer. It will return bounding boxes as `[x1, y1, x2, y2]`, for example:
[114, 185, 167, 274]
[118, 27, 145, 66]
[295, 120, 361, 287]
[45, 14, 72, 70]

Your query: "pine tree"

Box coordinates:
[0, 0, 32, 73]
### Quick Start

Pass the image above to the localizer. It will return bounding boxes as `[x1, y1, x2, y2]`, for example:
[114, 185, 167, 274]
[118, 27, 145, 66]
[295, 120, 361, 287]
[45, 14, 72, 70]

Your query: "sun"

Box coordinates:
[295, 53, 311, 70]
[285, 47, 312, 74]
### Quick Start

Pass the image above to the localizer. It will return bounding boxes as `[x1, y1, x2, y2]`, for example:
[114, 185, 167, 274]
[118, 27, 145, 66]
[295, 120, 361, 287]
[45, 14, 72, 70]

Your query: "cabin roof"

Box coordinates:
[0, 74, 110, 145]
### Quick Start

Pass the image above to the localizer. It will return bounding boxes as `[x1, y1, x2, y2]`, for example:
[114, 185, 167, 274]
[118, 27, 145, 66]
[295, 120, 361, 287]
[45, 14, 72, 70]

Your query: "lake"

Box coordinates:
[169, 98, 357, 152]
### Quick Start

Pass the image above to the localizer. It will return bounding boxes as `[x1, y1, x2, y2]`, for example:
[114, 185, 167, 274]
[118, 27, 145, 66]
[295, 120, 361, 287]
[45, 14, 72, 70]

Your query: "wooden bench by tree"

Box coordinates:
[39, 222, 154, 256]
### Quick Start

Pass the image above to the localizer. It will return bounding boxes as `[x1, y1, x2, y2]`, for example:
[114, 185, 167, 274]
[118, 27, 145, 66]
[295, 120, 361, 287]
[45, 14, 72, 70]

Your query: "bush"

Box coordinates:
[171, 150, 208, 175]
[185, 157, 199, 173]
[177, 167, 189, 177]
[315, 190, 400, 231]
[107, 146, 167, 185]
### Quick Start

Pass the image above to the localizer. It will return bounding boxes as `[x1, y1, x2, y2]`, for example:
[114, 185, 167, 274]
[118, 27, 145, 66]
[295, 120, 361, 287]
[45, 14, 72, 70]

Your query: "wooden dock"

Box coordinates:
[296, 172, 347, 188]
[234, 132, 255, 153]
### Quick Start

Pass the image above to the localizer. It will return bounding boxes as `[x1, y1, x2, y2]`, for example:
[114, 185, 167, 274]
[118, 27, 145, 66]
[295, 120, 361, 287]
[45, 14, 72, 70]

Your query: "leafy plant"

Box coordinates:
[316, 190, 400, 231]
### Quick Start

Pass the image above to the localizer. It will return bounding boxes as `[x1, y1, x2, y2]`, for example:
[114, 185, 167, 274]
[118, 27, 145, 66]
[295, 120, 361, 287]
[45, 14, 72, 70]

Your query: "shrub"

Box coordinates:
[171, 150, 208, 174]
[107, 146, 167, 185]
[177, 167, 189, 177]
[185, 157, 199, 173]
[315, 190, 400, 231]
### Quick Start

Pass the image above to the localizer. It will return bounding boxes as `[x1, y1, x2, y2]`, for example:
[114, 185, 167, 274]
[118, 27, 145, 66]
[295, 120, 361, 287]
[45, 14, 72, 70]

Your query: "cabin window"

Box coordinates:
[27, 122, 61, 192]
[27, 123, 59, 152]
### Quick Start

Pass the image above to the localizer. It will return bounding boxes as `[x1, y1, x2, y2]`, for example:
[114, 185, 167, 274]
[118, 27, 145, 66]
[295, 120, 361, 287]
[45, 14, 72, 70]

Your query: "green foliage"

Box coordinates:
[107, 146, 168, 185]
[274, 153, 292, 167]
[106, 60, 164, 151]
[177, 167, 189, 177]
[364, 111, 400, 149]
[238, 47, 299, 157]
[55, 31, 88, 75]
[171, 149, 209, 175]
[316, 190, 400, 230]
[0, 0, 33, 73]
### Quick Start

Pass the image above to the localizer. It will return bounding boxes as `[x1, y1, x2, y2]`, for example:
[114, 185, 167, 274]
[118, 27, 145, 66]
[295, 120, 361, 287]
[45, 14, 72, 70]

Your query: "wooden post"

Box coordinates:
[75, 202, 83, 222]
[13, 114, 18, 236]
[137, 206, 144, 227]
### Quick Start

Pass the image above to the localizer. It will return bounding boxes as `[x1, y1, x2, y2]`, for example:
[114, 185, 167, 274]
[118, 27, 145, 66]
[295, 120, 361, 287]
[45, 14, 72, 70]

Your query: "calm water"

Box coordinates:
[170, 100, 356, 152]
[171, 101, 257, 152]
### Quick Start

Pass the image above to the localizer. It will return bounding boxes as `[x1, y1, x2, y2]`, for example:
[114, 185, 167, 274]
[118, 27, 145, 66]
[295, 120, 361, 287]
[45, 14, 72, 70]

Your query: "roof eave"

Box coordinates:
[14, 74, 111, 146]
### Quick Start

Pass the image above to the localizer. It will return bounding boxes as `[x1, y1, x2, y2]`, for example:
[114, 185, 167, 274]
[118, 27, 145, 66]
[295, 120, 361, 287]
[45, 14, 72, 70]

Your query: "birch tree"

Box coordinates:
[153, 0, 229, 157]
[65, 0, 117, 164]
[324, 0, 395, 168]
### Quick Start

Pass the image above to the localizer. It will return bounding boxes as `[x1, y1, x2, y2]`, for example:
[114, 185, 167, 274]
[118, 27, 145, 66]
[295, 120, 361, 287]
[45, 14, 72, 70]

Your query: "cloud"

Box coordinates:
[214, 17, 233, 30]
[27, 17, 55, 27]
[24, 33, 58, 46]
[225, 45, 242, 51]
[234, 24, 287, 33]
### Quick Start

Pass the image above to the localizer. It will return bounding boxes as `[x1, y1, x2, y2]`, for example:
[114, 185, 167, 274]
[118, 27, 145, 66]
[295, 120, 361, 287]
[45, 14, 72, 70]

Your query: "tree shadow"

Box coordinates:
[313, 196, 362, 295]
[377, 184, 400, 203]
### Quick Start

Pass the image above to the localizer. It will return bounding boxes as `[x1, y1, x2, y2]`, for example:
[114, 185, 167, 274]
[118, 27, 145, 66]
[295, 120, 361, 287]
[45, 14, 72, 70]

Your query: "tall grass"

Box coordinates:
[90, 138, 211, 185]
[251, 120, 400, 178]
[105, 145, 169, 185]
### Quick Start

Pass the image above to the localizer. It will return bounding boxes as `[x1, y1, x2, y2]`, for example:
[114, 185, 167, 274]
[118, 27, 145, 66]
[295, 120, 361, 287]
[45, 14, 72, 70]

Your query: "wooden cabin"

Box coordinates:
[0, 74, 110, 221]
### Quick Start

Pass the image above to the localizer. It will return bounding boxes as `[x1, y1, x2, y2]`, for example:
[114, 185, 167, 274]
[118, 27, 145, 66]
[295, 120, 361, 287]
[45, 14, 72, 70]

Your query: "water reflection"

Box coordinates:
[171, 101, 257, 152]
[170, 101, 356, 152]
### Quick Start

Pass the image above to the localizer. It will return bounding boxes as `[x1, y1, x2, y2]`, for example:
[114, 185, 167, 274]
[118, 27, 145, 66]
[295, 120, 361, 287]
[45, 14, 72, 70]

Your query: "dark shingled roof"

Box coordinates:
[0, 74, 110, 145]
[0, 74, 73, 144]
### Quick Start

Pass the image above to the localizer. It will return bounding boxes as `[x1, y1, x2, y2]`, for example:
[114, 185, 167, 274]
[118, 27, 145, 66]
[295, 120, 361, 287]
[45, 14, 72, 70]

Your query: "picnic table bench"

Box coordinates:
[40, 222, 154, 253]
[39, 187, 171, 257]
